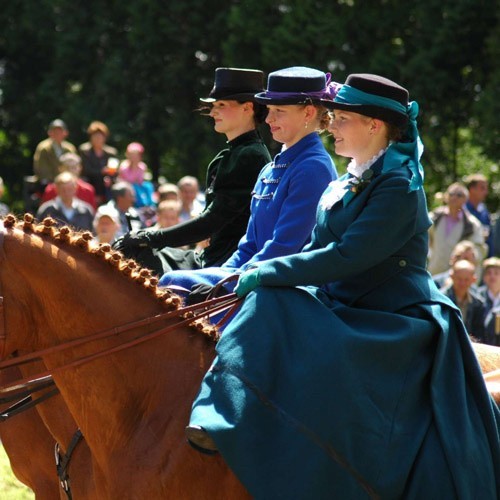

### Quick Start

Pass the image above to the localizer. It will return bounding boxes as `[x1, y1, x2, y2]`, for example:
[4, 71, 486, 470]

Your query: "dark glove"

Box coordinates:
[112, 230, 155, 253]
[186, 283, 230, 305]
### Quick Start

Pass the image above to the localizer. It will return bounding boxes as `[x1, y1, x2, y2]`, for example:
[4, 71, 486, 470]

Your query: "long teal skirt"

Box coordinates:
[190, 286, 500, 499]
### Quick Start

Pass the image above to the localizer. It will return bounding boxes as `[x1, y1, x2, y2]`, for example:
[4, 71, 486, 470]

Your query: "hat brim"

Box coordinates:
[254, 92, 325, 106]
[326, 102, 408, 128]
[200, 92, 260, 103]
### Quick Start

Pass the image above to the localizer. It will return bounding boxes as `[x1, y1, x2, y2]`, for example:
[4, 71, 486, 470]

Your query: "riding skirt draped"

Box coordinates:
[189, 286, 500, 499]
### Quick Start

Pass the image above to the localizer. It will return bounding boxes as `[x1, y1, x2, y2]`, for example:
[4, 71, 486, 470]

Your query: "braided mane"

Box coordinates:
[2, 213, 219, 341]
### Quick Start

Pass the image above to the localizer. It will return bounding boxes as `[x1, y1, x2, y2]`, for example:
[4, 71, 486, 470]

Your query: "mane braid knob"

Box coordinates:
[3, 214, 16, 229]
[37, 218, 57, 236]
[73, 232, 93, 250]
[57, 226, 72, 242]
[156, 289, 173, 301]
[140, 269, 152, 279]
[22, 213, 35, 231]
[107, 252, 122, 267]
[120, 260, 137, 277]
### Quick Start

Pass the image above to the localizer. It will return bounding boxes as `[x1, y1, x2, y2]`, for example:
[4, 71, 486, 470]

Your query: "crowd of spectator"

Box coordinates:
[26, 118, 206, 247]
[429, 175, 499, 346]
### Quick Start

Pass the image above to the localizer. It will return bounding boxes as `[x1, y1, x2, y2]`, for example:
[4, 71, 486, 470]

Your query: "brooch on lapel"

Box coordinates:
[347, 169, 373, 194]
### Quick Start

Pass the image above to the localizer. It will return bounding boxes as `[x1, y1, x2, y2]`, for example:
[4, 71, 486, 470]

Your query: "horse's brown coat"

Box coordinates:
[0, 215, 248, 499]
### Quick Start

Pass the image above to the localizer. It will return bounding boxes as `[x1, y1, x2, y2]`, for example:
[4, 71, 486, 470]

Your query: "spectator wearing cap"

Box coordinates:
[33, 119, 77, 184]
[118, 142, 155, 209]
[41, 152, 97, 209]
[92, 206, 121, 244]
[36, 171, 94, 231]
[118, 142, 147, 184]
[114, 67, 273, 275]
[78, 121, 118, 204]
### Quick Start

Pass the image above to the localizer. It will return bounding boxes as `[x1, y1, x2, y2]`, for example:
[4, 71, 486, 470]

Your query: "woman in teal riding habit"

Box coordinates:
[186, 74, 500, 499]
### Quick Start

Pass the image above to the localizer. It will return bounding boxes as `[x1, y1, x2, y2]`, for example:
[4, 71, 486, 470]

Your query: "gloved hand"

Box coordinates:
[234, 268, 260, 298]
[186, 283, 230, 305]
[112, 230, 152, 253]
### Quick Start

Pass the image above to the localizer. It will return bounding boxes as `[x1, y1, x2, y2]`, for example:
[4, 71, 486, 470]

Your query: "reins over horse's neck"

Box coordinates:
[0, 293, 240, 393]
[0, 214, 241, 396]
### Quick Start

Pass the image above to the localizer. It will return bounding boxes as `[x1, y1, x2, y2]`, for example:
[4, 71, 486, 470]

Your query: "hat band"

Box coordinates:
[260, 81, 342, 103]
[261, 91, 325, 102]
[334, 85, 408, 115]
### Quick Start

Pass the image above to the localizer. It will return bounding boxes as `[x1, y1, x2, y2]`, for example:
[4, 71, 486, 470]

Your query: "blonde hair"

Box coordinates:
[54, 172, 77, 186]
[157, 199, 181, 214]
[87, 121, 110, 137]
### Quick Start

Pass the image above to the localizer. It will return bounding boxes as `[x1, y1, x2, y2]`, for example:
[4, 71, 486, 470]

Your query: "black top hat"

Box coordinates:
[200, 68, 265, 103]
[327, 74, 409, 127]
[254, 66, 331, 105]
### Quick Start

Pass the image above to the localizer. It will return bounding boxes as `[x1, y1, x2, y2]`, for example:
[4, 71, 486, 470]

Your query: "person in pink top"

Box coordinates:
[118, 142, 148, 184]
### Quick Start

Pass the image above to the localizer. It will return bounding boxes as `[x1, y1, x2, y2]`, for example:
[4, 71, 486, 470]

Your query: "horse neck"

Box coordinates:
[2, 226, 215, 471]
[4, 226, 167, 347]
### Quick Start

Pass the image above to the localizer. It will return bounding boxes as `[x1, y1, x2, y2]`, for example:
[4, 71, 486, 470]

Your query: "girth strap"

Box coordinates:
[55, 429, 84, 500]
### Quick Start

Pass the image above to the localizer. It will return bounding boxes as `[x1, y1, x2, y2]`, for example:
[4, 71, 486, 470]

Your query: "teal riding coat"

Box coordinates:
[190, 155, 500, 499]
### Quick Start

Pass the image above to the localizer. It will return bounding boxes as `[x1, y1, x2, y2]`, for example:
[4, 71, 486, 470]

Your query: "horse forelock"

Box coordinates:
[2, 213, 220, 342]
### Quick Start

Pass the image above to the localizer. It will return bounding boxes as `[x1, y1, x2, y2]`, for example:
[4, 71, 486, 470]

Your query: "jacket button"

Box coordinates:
[399, 259, 407, 267]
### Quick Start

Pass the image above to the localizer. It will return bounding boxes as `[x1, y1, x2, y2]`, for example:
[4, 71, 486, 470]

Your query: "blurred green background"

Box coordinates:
[0, 0, 498, 212]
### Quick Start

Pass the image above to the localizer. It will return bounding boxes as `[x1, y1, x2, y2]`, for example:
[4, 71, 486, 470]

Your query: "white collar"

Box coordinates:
[347, 146, 388, 178]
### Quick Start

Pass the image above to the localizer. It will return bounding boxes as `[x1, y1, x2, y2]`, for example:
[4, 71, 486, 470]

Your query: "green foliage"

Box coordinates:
[0, 0, 498, 210]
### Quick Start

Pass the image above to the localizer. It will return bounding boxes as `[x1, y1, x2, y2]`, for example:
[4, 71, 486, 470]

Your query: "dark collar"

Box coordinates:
[227, 129, 261, 149]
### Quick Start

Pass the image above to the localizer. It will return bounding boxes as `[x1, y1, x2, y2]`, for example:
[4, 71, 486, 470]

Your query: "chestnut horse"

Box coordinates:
[0, 215, 498, 498]
[0, 215, 249, 499]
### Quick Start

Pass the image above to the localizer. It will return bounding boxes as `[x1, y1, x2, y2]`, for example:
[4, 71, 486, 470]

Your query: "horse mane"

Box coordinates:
[2, 213, 219, 341]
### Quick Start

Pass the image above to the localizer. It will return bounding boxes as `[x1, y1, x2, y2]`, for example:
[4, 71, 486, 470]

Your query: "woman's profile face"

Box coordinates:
[209, 100, 249, 138]
[329, 110, 373, 160]
[265, 104, 311, 148]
